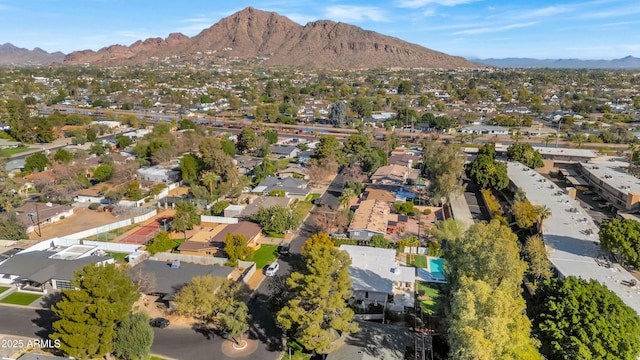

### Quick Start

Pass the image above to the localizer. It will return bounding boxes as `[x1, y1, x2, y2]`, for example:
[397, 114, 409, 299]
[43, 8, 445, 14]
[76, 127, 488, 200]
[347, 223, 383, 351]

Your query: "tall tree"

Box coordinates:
[277, 245, 358, 354]
[329, 101, 348, 128]
[53, 149, 74, 164]
[24, 152, 50, 174]
[422, 141, 465, 204]
[524, 234, 551, 285]
[50, 263, 139, 359]
[532, 277, 640, 360]
[237, 128, 258, 154]
[173, 275, 227, 319]
[466, 144, 509, 191]
[171, 202, 200, 239]
[219, 301, 251, 345]
[599, 218, 640, 268]
[301, 232, 334, 255]
[223, 233, 254, 266]
[511, 200, 539, 229]
[180, 153, 201, 183]
[113, 312, 154, 360]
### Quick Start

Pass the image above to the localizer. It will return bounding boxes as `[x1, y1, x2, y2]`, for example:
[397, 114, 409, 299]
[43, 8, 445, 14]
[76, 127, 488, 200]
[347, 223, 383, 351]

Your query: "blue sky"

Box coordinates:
[1, 0, 639, 59]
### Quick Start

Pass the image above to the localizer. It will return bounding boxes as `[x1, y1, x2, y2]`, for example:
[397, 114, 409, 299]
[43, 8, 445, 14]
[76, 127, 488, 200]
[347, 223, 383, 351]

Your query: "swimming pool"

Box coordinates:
[429, 258, 446, 281]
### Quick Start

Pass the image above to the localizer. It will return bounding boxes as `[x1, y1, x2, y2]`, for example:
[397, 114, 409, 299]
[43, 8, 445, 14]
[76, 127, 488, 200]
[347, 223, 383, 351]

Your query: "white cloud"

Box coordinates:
[324, 5, 388, 22]
[453, 21, 536, 35]
[515, 5, 570, 19]
[578, 6, 640, 19]
[396, 0, 481, 9]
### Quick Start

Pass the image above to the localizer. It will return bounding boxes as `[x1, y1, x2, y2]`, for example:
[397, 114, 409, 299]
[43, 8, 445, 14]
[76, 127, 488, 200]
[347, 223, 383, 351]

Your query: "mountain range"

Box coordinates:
[473, 56, 640, 69]
[60, 7, 474, 69]
[1, 8, 639, 70]
[0, 43, 64, 66]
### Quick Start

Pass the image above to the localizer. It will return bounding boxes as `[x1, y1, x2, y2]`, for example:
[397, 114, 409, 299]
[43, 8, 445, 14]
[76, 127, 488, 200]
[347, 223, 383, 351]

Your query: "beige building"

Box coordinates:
[348, 199, 390, 240]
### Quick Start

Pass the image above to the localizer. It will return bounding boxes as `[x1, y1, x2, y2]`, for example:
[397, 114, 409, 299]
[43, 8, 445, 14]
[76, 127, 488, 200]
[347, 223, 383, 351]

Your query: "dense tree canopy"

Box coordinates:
[277, 244, 358, 354]
[252, 205, 300, 235]
[507, 143, 544, 168]
[50, 263, 139, 359]
[599, 218, 640, 268]
[92, 163, 114, 182]
[422, 141, 465, 203]
[466, 144, 508, 190]
[171, 202, 201, 239]
[223, 233, 254, 266]
[113, 312, 154, 360]
[532, 276, 640, 360]
[24, 152, 50, 174]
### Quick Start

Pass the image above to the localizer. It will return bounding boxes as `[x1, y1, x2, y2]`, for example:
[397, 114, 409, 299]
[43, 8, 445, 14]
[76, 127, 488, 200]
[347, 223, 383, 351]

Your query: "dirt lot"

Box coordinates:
[29, 207, 120, 240]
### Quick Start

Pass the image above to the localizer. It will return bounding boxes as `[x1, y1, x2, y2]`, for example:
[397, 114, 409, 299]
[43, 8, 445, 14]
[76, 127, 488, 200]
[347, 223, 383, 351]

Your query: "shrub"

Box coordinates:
[88, 203, 100, 210]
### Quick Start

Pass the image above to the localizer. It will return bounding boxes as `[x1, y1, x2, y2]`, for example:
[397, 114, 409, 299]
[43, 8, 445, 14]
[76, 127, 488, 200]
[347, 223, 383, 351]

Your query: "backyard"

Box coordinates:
[0, 292, 42, 306]
[417, 282, 442, 316]
[251, 244, 279, 269]
[106, 252, 129, 263]
[407, 254, 428, 268]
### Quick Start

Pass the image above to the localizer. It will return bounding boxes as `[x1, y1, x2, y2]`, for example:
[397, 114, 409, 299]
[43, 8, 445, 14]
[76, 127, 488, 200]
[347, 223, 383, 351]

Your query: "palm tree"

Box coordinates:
[339, 188, 356, 209]
[536, 205, 552, 234]
[399, 236, 420, 264]
[544, 134, 556, 148]
[200, 171, 220, 200]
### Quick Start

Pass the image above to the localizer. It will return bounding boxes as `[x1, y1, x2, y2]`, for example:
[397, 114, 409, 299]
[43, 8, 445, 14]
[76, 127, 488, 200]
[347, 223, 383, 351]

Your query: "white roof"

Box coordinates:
[581, 157, 640, 196]
[339, 245, 415, 294]
[507, 161, 640, 315]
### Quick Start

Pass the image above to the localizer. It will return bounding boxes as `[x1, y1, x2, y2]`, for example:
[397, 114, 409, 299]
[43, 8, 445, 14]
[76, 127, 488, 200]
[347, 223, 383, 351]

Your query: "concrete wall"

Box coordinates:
[151, 252, 228, 266]
[200, 215, 238, 224]
[238, 260, 256, 284]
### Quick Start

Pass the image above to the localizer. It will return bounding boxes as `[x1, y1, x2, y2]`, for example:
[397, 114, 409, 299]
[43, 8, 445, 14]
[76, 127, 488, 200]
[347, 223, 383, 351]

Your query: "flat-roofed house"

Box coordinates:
[348, 199, 390, 240]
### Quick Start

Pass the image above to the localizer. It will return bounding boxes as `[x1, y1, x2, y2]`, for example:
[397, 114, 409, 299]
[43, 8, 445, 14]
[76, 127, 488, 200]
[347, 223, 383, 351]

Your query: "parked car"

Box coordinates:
[149, 317, 170, 328]
[265, 262, 280, 276]
[278, 245, 290, 256]
[598, 202, 612, 209]
[583, 190, 595, 195]
[592, 196, 603, 201]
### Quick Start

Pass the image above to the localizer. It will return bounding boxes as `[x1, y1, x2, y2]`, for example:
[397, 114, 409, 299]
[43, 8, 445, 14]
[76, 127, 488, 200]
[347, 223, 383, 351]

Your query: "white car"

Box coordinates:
[265, 262, 279, 276]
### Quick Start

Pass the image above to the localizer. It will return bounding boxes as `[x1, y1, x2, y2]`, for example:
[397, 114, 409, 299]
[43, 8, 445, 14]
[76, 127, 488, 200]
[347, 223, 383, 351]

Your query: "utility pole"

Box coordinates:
[555, 119, 562, 148]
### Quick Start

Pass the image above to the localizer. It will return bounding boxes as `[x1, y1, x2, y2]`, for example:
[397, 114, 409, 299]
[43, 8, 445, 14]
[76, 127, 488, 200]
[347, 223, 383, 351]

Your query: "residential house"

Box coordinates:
[363, 187, 396, 203]
[339, 245, 415, 314]
[326, 320, 410, 360]
[386, 214, 409, 233]
[14, 202, 74, 234]
[387, 153, 421, 168]
[460, 125, 509, 135]
[253, 176, 310, 199]
[0, 245, 114, 292]
[137, 165, 181, 184]
[370, 165, 411, 186]
[233, 155, 263, 176]
[297, 149, 315, 165]
[269, 145, 300, 159]
[211, 221, 262, 247]
[128, 259, 234, 306]
[348, 199, 390, 240]
[277, 165, 309, 180]
[239, 196, 293, 218]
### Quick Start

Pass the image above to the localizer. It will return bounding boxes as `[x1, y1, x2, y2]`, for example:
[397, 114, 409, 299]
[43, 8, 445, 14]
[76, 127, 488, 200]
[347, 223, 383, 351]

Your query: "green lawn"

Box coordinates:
[251, 244, 279, 269]
[266, 232, 285, 238]
[0, 292, 42, 305]
[0, 146, 32, 156]
[417, 282, 441, 315]
[294, 200, 314, 220]
[106, 252, 129, 263]
[150, 356, 169, 360]
[407, 254, 428, 268]
[305, 193, 321, 202]
[0, 286, 9, 294]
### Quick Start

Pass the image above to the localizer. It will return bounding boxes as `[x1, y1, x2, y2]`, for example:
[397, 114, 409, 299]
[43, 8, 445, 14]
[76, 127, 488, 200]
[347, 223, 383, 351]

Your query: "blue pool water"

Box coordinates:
[429, 258, 445, 280]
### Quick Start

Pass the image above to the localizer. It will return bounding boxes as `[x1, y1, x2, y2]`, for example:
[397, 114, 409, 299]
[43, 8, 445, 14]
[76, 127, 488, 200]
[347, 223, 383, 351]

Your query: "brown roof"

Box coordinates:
[387, 154, 421, 167]
[364, 188, 396, 203]
[348, 199, 390, 234]
[241, 196, 293, 218]
[212, 221, 262, 243]
[14, 202, 74, 226]
[370, 165, 409, 185]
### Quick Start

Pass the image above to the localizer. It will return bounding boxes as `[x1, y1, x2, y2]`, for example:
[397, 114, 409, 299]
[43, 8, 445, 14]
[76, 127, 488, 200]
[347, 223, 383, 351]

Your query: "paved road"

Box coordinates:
[462, 178, 491, 223]
[316, 172, 345, 211]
